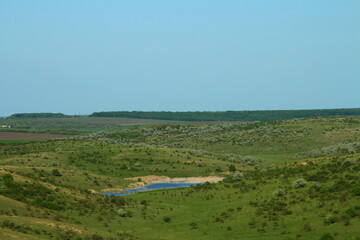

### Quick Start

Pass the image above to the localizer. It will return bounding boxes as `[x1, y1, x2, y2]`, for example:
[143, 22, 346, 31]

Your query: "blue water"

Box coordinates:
[100, 182, 204, 196]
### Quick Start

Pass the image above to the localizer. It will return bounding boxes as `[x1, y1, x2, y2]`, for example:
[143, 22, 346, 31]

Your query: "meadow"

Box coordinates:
[0, 116, 359, 239]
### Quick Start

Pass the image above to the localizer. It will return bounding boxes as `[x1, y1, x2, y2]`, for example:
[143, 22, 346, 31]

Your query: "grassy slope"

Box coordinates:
[97, 117, 360, 165]
[0, 117, 359, 240]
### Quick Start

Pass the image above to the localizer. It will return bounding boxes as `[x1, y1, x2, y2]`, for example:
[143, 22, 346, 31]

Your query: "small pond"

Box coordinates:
[100, 182, 204, 196]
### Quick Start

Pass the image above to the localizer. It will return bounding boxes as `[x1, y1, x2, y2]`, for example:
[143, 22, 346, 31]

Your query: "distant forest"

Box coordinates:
[90, 108, 360, 122]
[8, 113, 66, 118]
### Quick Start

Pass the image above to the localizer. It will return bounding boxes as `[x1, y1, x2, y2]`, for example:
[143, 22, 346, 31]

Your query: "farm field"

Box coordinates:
[0, 132, 66, 141]
[0, 116, 359, 240]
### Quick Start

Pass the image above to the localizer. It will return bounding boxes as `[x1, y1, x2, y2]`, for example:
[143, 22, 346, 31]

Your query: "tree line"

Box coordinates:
[90, 108, 360, 122]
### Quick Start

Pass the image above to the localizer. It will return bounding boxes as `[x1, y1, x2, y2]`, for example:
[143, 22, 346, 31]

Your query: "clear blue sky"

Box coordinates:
[0, 0, 359, 116]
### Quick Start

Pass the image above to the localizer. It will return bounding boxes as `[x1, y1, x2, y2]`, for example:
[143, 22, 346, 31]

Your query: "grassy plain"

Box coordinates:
[0, 116, 359, 240]
[0, 117, 195, 135]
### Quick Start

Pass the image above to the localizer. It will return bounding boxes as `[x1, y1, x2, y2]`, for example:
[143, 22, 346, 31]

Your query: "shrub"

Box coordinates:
[351, 185, 360, 196]
[2, 174, 15, 186]
[90, 234, 104, 240]
[293, 178, 307, 188]
[163, 217, 171, 223]
[302, 223, 312, 232]
[273, 188, 286, 197]
[310, 182, 319, 189]
[189, 222, 198, 229]
[319, 232, 334, 240]
[344, 208, 357, 218]
[342, 158, 356, 167]
[229, 165, 236, 172]
[117, 208, 132, 217]
[324, 214, 335, 225]
[51, 169, 62, 177]
[233, 171, 244, 181]
[120, 164, 128, 170]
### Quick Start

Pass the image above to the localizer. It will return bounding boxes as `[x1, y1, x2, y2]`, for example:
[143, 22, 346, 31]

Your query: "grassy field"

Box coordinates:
[0, 116, 359, 240]
[0, 117, 232, 135]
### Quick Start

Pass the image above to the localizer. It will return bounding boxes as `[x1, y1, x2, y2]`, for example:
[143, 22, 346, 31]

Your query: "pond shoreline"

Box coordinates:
[99, 175, 224, 194]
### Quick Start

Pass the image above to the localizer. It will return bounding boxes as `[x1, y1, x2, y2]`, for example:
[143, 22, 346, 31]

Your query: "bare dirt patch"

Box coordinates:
[0, 132, 66, 140]
[127, 175, 224, 184]
[33, 220, 84, 233]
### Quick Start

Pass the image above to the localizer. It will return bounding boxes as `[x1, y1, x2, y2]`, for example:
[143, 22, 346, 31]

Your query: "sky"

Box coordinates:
[0, 0, 359, 116]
